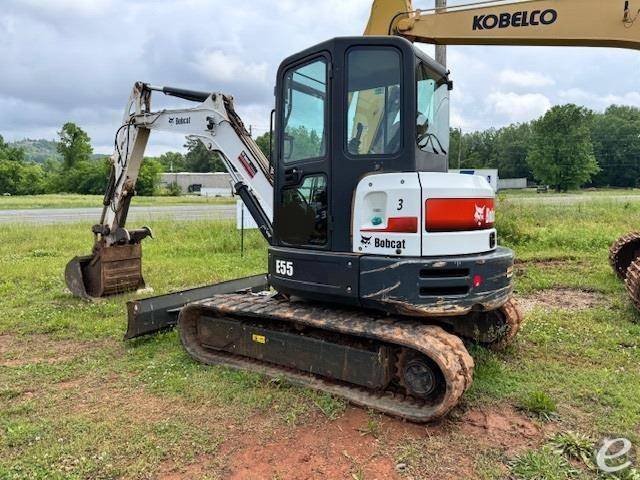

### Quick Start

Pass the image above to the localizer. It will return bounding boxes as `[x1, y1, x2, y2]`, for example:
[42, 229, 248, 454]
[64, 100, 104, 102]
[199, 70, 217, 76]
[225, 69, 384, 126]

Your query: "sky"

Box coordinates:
[2, 0, 640, 156]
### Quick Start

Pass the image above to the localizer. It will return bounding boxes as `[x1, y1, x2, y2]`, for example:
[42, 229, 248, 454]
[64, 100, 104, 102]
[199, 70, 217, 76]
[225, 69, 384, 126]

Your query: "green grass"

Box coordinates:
[0, 193, 234, 210]
[1, 196, 640, 477]
[516, 390, 558, 420]
[499, 187, 640, 198]
[510, 447, 577, 480]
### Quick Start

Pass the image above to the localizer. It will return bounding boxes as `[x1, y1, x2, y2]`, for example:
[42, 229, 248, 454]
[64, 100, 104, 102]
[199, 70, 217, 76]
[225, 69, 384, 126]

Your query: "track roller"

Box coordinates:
[179, 293, 474, 422]
[609, 232, 640, 280]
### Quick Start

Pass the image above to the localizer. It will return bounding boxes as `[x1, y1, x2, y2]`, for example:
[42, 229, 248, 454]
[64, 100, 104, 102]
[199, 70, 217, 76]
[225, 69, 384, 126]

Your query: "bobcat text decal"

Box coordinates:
[473, 9, 557, 31]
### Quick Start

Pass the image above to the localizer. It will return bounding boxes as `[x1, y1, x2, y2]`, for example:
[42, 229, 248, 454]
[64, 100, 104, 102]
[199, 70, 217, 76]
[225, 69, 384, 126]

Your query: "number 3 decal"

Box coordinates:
[397, 198, 404, 211]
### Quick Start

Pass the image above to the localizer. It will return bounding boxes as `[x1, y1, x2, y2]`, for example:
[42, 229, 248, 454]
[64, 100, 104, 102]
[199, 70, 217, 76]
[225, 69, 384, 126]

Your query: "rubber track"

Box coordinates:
[625, 257, 640, 311]
[487, 297, 524, 351]
[609, 232, 640, 280]
[179, 293, 474, 423]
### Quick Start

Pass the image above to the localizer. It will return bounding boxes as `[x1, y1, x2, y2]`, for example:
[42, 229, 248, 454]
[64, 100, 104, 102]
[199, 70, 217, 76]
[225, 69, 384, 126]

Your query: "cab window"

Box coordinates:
[282, 58, 327, 163]
[416, 62, 450, 155]
[346, 48, 402, 156]
[279, 174, 328, 246]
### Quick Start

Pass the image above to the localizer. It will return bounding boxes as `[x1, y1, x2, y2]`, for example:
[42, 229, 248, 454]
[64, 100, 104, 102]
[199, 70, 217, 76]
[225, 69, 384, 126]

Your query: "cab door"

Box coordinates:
[274, 53, 331, 250]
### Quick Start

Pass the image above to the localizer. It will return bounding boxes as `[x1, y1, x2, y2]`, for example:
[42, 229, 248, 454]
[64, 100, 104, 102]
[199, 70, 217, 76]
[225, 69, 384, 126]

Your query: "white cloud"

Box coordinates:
[486, 92, 552, 123]
[601, 92, 640, 108]
[3, 1, 640, 150]
[498, 69, 555, 88]
[192, 50, 269, 85]
[558, 89, 640, 111]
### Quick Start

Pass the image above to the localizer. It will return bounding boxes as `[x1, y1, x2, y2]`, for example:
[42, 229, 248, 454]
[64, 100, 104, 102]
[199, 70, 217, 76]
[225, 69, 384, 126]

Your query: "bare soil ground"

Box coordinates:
[163, 405, 544, 480]
[1, 333, 548, 480]
[0, 333, 107, 367]
[518, 288, 608, 313]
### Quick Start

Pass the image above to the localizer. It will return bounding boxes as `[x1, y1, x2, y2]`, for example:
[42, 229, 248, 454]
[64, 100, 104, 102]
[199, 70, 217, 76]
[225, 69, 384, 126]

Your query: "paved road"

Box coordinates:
[0, 204, 236, 224]
[2, 193, 639, 225]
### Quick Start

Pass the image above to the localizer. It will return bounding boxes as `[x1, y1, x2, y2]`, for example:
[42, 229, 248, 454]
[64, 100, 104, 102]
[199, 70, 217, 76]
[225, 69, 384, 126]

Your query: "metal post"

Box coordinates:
[435, 0, 447, 67]
[240, 204, 245, 258]
[458, 127, 463, 169]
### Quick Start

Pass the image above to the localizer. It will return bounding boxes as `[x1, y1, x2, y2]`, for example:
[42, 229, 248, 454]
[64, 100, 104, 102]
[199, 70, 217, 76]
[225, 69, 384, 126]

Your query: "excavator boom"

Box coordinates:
[65, 82, 274, 299]
[366, 0, 640, 50]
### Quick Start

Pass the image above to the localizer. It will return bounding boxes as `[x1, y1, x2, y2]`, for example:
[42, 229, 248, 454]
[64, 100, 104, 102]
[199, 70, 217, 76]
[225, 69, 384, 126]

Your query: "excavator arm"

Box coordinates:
[366, 0, 640, 50]
[65, 82, 274, 299]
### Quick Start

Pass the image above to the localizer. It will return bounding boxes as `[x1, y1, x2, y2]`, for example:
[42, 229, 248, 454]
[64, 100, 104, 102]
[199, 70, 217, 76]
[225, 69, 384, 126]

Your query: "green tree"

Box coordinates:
[286, 126, 322, 161]
[184, 138, 225, 172]
[527, 104, 600, 192]
[449, 128, 497, 170]
[255, 132, 271, 160]
[492, 123, 533, 179]
[136, 159, 163, 196]
[590, 105, 640, 187]
[56, 122, 93, 170]
[0, 136, 46, 195]
[63, 160, 110, 194]
[156, 151, 186, 172]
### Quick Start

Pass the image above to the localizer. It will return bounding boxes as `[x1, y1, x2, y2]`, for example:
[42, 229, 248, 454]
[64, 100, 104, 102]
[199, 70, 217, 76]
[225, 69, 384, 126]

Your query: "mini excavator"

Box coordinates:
[66, 0, 640, 421]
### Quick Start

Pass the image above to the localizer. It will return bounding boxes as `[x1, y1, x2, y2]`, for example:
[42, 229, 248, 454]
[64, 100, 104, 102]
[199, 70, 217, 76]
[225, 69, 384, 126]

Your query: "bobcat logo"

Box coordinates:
[474, 205, 486, 226]
[474, 204, 495, 226]
[168, 117, 174, 124]
[360, 235, 372, 246]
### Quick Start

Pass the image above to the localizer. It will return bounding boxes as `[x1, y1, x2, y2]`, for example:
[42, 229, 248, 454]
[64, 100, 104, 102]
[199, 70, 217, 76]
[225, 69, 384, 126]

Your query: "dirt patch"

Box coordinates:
[217, 404, 543, 480]
[518, 288, 607, 313]
[221, 408, 398, 480]
[156, 455, 214, 480]
[458, 406, 540, 455]
[514, 258, 578, 268]
[0, 333, 111, 367]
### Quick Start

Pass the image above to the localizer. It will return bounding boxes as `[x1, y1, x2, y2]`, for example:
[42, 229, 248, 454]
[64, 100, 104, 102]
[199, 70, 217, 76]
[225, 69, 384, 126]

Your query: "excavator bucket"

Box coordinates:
[65, 244, 145, 299]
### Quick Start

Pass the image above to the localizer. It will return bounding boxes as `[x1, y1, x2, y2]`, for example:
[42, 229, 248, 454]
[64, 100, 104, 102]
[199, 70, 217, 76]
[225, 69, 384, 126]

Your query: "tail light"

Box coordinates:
[361, 216, 418, 233]
[425, 198, 495, 232]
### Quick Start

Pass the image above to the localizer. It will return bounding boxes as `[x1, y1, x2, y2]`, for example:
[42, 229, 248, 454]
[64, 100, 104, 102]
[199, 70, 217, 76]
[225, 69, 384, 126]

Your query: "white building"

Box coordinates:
[159, 172, 233, 196]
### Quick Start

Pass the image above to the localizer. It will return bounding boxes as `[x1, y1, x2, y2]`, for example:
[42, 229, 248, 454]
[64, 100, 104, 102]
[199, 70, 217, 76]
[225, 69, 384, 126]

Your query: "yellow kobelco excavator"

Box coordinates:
[65, 0, 640, 422]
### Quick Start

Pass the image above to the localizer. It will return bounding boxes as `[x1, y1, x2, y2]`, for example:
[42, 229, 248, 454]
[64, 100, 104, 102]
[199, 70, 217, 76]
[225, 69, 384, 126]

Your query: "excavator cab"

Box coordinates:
[273, 37, 451, 261]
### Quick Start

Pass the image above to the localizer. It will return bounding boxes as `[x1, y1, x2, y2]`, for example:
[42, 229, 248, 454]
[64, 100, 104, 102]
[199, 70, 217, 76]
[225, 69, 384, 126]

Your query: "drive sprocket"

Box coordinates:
[483, 297, 524, 351]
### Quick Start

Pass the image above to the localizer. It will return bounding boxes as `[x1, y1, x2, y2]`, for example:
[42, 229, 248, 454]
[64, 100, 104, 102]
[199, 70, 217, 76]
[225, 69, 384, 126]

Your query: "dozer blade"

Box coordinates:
[125, 274, 269, 339]
[65, 244, 145, 299]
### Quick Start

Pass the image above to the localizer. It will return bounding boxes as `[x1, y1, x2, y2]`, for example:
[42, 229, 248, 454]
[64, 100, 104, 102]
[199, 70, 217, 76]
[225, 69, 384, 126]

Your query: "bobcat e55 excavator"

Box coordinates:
[65, 0, 640, 421]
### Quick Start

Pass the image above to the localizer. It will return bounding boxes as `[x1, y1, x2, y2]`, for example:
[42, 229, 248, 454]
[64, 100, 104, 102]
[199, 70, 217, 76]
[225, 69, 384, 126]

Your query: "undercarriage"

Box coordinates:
[127, 275, 521, 422]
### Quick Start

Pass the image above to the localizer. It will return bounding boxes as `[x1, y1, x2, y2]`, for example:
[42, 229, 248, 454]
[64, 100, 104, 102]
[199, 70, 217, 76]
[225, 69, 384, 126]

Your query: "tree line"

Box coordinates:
[449, 104, 640, 191]
[2, 103, 639, 196]
[0, 123, 226, 196]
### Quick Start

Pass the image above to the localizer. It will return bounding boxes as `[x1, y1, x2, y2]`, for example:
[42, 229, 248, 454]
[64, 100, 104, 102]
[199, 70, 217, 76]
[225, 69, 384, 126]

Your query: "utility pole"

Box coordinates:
[435, 0, 446, 67]
[458, 127, 463, 169]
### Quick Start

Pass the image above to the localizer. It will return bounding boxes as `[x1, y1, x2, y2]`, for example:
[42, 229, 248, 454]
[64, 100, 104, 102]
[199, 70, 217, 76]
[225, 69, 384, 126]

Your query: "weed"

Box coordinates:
[549, 431, 594, 464]
[510, 447, 577, 480]
[358, 411, 382, 438]
[307, 391, 346, 420]
[517, 390, 558, 420]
